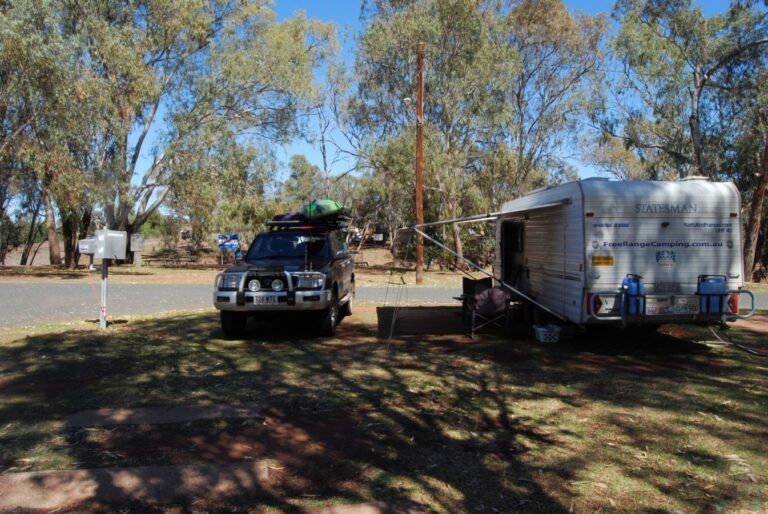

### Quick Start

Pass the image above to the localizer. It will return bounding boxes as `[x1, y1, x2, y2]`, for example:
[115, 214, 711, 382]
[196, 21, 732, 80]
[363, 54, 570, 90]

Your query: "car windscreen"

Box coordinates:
[246, 232, 331, 261]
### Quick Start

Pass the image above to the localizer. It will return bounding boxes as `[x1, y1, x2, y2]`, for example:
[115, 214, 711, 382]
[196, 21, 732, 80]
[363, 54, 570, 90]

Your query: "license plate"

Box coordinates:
[254, 295, 278, 305]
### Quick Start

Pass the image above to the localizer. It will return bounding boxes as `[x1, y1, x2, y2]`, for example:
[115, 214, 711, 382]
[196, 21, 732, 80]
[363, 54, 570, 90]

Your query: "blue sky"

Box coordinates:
[271, 0, 733, 180]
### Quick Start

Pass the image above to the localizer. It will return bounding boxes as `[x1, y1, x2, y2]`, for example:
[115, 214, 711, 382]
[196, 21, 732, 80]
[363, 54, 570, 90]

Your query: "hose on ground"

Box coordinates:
[709, 325, 768, 357]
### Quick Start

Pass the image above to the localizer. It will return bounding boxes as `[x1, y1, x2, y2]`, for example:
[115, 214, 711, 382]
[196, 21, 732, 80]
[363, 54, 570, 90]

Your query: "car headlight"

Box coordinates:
[247, 279, 261, 292]
[294, 273, 325, 289]
[271, 279, 284, 292]
[221, 274, 242, 290]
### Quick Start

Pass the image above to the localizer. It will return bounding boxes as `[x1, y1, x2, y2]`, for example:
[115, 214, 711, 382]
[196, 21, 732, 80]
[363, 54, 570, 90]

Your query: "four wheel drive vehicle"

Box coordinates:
[213, 221, 354, 338]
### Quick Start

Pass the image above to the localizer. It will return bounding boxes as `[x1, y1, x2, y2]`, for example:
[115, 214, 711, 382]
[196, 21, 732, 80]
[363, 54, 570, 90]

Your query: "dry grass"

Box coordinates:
[1, 308, 767, 512]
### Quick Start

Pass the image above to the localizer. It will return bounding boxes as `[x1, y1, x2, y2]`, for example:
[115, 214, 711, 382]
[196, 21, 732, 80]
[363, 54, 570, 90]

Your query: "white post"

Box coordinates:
[100, 259, 108, 329]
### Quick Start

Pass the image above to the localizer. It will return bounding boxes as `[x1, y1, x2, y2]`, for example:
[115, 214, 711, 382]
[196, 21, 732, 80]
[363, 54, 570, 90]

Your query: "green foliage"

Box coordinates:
[350, 0, 517, 230]
[349, 0, 604, 264]
[140, 210, 169, 238]
[168, 130, 279, 249]
[601, 0, 768, 179]
[282, 155, 326, 207]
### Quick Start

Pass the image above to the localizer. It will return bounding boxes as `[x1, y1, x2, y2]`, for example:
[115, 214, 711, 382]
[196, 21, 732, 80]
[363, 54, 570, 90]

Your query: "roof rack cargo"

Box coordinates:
[267, 199, 352, 231]
[267, 210, 352, 231]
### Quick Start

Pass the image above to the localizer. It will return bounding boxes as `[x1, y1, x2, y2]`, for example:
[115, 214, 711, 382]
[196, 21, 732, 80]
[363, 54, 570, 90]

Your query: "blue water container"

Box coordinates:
[622, 275, 645, 315]
[698, 275, 727, 314]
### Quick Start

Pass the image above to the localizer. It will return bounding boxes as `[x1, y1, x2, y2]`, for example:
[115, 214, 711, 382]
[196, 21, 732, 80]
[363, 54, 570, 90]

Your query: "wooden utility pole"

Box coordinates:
[415, 41, 425, 285]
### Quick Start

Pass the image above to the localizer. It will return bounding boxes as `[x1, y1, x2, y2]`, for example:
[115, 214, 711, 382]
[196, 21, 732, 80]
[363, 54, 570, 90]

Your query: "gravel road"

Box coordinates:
[0, 282, 765, 329]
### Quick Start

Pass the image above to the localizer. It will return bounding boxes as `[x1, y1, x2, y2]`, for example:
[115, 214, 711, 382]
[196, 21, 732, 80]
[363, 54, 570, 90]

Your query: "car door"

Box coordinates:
[332, 231, 353, 297]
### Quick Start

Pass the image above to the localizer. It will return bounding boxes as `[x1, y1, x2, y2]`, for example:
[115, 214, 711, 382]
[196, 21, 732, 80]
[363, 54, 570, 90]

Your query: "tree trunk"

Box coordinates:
[62, 211, 78, 269]
[743, 109, 768, 280]
[20, 198, 41, 265]
[77, 207, 92, 268]
[30, 237, 47, 265]
[62, 206, 94, 269]
[452, 222, 466, 270]
[689, 69, 708, 179]
[43, 191, 61, 266]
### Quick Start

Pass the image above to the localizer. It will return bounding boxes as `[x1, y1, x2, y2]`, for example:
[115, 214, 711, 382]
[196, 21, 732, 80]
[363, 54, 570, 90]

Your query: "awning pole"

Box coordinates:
[412, 226, 567, 322]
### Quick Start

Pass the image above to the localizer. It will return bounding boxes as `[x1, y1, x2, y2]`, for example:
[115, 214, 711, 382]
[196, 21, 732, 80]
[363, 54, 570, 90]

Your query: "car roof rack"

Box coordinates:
[267, 211, 352, 231]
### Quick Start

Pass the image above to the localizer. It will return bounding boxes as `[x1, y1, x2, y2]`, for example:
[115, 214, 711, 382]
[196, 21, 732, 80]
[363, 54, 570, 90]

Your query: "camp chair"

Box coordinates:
[461, 277, 512, 338]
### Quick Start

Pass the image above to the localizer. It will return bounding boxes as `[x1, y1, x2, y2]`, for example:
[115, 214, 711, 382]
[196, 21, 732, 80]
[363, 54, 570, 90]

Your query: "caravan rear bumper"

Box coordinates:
[588, 290, 755, 324]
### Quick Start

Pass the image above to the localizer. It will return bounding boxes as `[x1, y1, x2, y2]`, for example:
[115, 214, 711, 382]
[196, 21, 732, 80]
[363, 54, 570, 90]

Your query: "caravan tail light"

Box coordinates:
[727, 293, 739, 313]
[730, 212, 738, 218]
[586, 212, 594, 217]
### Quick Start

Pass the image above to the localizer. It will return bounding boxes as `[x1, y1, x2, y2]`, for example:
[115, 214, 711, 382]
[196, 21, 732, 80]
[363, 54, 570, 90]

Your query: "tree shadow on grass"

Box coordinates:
[0, 312, 766, 512]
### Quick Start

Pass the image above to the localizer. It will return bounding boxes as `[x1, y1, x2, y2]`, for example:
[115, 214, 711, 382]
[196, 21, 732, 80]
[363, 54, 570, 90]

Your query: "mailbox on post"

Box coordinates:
[78, 229, 128, 330]
[78, 238, 96, 255]
[95, 229, 127, 260]
[78, 238, 97, 271]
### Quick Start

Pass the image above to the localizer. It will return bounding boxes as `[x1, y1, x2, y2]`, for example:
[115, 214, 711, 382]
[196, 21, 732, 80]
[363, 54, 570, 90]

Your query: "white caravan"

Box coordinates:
[493, 177, 754, 326]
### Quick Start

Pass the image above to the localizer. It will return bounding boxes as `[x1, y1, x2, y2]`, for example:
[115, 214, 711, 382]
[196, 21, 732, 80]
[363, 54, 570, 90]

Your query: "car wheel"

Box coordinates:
[221, 311, 248, 338]
[319, 292, 339, 337]
[340, 286, 354, 318]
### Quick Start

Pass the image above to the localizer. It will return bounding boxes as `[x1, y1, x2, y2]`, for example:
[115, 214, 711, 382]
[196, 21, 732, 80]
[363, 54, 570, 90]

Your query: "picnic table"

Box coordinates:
[143, 256, 196, 267]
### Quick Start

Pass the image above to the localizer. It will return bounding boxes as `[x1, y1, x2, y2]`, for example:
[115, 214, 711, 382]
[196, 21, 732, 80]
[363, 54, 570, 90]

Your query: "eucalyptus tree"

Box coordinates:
[282, 155, 326, 207]
[493, 0, 605, 191]
[350, 0, 603, 265]
[715, 66, 768, 278]
[59, 1, 335, 243]
[350, 0, 516, 263]
[602, 0, 768, 180]
[167, 132, 277, 250]
[0, 0, 76, 265]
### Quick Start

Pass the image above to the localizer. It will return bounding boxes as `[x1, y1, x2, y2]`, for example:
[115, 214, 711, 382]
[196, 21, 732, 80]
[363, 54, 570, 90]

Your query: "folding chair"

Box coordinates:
[461, 278, 511, 338]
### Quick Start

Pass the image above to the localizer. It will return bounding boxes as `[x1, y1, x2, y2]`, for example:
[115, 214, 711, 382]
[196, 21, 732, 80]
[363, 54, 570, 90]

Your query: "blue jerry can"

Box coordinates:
[622, 275, 644, 315]
[698, 276, 726, 313]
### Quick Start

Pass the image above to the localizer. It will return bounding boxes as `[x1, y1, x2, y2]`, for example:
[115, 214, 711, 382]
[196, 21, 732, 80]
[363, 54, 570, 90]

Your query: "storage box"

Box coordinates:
[533, 324, 561, 343]
[95, 229, 127, 260]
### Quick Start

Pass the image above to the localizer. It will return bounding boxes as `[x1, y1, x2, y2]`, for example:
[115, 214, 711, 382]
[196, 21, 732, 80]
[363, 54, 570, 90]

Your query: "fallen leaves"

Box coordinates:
[726, 454, 760, 483]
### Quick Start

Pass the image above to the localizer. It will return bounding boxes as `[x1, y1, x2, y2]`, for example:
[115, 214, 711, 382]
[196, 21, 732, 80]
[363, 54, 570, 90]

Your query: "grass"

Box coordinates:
[0, 308, 767, 513]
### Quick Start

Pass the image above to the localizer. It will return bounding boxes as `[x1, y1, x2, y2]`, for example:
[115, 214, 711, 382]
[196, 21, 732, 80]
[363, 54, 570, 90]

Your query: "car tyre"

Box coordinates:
[340, 285, 354, 318]
[221, 311, 248, 338]
[319, 292, 339, 337]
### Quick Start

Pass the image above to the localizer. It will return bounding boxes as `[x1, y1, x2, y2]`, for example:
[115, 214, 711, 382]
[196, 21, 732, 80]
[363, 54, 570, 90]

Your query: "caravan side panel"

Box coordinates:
[496, 183, 585, 323]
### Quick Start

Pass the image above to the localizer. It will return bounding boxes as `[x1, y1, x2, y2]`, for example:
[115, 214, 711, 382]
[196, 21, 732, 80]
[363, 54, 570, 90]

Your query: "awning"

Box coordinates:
[413, 198, 570, 230]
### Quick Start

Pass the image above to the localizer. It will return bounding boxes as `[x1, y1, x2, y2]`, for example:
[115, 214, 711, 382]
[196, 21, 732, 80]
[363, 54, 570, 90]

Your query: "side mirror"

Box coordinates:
[234, 250, 243, 263]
